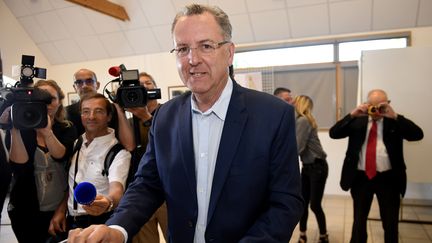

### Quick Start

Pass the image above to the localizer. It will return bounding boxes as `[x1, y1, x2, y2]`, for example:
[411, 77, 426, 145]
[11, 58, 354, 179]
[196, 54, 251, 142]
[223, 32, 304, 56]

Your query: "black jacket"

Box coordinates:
[329, 114, 423, 196]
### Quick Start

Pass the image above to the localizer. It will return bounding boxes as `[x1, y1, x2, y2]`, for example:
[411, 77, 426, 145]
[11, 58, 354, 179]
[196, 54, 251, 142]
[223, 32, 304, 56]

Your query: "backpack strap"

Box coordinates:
[102, 143, 124, 177]
[72, 136, 83, 211]
[72, 136, 83, 159]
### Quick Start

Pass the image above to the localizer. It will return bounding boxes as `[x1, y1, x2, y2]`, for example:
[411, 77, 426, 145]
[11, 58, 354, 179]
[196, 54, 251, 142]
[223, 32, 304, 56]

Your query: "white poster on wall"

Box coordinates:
[235, 72, 263, 91]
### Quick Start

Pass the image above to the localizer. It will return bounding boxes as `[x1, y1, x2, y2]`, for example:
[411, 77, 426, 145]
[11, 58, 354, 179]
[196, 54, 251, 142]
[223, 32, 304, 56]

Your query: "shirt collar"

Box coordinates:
[82, 128, 115, 146]
[191, 78, 233, 121]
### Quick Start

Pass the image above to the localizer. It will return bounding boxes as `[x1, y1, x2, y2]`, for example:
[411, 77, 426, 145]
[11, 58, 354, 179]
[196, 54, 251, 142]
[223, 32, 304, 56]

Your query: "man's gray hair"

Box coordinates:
[171, 4, 232, 41]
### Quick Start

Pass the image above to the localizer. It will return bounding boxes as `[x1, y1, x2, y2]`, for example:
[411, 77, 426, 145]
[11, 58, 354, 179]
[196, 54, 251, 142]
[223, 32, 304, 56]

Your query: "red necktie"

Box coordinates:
[365, 120, 377, 179]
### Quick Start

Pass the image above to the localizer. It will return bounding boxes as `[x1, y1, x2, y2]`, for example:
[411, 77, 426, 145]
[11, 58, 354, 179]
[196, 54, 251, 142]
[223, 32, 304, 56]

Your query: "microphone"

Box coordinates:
[74, 181, 97, 205]
[108, 64, 126, 77]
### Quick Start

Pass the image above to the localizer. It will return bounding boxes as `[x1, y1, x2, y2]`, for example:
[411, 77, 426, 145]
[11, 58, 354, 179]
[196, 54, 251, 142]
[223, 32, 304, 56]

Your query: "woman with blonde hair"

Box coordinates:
[294, 95, 329, 243]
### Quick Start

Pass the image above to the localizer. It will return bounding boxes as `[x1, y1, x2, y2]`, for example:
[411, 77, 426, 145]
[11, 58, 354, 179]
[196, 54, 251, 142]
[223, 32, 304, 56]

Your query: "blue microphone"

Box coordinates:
[74, 182, 97, 205]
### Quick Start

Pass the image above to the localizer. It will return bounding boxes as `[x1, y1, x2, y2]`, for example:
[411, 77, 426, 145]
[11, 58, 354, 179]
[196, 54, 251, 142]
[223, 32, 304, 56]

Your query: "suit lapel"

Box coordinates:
[177, 96, 197, 198]
[207, 85, 248, 223]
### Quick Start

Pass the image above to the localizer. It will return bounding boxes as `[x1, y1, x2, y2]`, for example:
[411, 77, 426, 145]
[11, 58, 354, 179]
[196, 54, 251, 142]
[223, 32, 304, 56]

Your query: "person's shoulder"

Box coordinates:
[65, 102, 80, 114]
[296, 115, 308, 123]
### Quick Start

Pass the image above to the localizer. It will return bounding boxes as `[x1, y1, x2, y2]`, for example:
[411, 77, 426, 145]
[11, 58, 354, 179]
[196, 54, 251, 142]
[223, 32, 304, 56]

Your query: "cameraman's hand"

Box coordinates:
[379, 103, 397, 119]
[350, 103, 369, 117]
[0, 106, 11, 125]
[126, 106, 152, 122]
[36, 115, 53, 135]
[48, 208, 67, 235]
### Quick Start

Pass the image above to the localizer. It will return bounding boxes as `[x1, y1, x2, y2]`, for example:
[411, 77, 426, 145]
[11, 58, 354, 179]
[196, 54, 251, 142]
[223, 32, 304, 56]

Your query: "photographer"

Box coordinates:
[125, 72, 167, 243]
[66, 68, 135, 151]
[329, 89, 423, 243]
[4, 80, 77, 243]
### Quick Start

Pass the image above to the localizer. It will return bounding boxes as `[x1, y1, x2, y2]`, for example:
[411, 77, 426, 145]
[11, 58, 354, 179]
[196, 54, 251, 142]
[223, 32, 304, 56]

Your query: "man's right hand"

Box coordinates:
[350, 103, 369, 117]
[67, 225, 125, 243]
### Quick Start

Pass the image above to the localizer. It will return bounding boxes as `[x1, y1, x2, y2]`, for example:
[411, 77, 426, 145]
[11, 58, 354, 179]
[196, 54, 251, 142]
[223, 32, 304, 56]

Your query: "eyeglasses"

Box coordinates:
[81, 108, 106, 117]
[74, 78, 95, 86]
[170, 41, 230, 57]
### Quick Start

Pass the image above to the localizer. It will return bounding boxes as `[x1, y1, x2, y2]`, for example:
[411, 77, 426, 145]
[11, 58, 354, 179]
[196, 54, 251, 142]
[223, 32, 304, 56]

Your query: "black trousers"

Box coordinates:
[8, 208, 54, 243]
[0, 158, 11, 220]
[350, 170, 400, 243]
[299, 158, 328, 234]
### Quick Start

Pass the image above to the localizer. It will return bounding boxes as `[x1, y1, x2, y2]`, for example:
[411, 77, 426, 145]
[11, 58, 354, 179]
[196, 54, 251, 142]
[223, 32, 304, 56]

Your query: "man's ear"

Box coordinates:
[227, 43, 235, 65]
[96, 82, 101, 91]
[73, 84, 78, 93]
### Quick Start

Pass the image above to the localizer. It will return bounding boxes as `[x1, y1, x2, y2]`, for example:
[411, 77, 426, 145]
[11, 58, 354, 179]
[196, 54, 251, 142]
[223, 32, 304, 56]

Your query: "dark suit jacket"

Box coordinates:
[329, 114, 423, 196]
[107, 81, 303, 243]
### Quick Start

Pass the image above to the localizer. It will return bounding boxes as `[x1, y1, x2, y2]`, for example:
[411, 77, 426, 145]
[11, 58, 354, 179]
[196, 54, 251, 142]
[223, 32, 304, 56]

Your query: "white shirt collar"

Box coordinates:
[191, 77, 233, 121]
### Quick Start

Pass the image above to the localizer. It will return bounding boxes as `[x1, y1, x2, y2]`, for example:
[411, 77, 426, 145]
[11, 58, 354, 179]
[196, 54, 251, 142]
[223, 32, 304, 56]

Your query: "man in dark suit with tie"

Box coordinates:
[329, 89, 423, 243]
[67, 3, 303, 243]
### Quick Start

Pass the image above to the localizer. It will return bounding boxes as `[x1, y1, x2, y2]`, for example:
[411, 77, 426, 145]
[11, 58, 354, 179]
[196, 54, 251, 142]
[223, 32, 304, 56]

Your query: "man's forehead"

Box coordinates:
[368, 92, 387, 103]
[82, 98, 105, 108]
[75, 71, 93, 79]
[140, 77, 151, 82]
[173, 13, 222, 44]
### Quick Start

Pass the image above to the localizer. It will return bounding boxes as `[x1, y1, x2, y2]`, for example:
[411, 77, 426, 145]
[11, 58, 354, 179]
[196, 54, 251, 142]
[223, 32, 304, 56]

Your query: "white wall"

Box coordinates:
[0, 0, 50, 78]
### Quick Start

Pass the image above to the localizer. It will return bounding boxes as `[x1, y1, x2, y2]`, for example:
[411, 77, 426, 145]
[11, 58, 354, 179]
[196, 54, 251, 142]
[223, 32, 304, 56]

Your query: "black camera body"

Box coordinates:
[111, 69, 161, 108]
[0, 55, 49, 130]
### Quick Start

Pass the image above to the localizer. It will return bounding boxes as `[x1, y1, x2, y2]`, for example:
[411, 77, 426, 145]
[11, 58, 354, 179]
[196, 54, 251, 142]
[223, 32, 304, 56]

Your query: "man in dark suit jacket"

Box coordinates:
[67, 3, 303, 243]
[329, 89, 423, 243]
[66, 68, 135, 152]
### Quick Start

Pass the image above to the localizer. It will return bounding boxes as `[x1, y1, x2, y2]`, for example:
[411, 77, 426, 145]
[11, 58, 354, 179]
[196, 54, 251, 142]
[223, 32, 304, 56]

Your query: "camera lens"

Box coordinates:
[126, 90, 139, 103]
[118, 86, 147, 108]
[12, 102, 47, 129]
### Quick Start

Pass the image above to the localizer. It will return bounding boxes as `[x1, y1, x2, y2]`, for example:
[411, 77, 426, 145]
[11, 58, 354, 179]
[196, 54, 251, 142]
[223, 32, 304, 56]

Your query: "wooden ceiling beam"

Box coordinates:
[66, 0, 130, 21]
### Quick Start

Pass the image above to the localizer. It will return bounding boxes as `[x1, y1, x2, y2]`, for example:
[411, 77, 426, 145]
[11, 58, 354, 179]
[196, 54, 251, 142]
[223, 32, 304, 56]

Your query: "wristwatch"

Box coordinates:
[143, 118, 152, 127]
[106, 196, 114, 212]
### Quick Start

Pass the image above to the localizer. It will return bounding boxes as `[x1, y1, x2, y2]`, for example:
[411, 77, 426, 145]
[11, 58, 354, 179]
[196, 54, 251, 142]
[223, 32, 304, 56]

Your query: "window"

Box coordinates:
[234, 44, 334, 69]
[338, 38, 408, 61]
[233, 34, 409, 127]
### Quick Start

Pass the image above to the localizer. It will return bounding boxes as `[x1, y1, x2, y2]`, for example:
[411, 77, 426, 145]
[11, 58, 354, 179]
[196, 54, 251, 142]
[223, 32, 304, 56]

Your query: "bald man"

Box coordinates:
[329, 89, 423, 243]
[66, 68, 135, 151]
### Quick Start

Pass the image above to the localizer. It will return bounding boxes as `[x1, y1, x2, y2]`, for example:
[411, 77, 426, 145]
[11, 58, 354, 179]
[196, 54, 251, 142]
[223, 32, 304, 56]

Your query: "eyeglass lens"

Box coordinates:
[75, 79, 94, 86]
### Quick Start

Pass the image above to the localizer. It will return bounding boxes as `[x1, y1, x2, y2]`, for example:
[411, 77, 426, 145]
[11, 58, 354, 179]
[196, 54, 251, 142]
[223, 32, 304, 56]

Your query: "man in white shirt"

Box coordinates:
[50, 93, 130, 233]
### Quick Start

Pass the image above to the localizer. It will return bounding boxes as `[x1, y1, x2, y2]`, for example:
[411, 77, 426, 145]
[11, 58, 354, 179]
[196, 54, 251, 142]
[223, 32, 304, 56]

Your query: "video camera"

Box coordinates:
[0, 55, 51, 130]
[105, 65, 161, 108]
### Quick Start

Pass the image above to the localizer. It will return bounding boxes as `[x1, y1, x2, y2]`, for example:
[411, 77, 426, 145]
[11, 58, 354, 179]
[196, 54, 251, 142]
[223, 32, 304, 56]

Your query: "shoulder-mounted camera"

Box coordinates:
[0, 55, 51, 130]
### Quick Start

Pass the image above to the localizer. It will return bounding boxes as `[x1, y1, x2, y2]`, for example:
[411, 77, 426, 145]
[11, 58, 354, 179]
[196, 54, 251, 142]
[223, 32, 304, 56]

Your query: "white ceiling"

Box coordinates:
[4, 0, 432, 65]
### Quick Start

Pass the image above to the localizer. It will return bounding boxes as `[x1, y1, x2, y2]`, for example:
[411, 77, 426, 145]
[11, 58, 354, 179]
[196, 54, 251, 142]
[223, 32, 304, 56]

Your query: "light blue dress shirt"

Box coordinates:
[191, 78, 233, 243]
